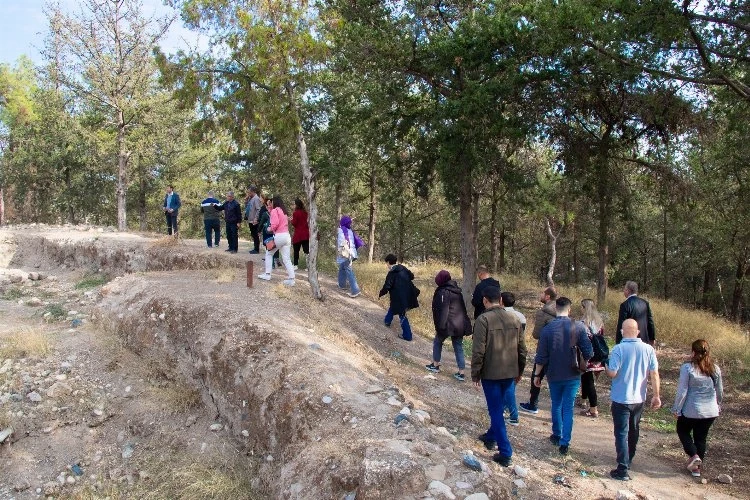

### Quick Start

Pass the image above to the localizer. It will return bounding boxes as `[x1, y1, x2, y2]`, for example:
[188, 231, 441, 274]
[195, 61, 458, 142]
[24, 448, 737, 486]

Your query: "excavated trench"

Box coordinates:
[3, 229, 504, 500]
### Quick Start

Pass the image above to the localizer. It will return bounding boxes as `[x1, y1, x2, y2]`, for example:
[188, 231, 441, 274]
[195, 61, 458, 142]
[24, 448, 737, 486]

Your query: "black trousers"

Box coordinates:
[676, 416, 716, 460]
[249, 222, 260, 251]
[580, 371, 599, 408]
[226, 223, 239, 251]
[293, 240, 309, 265]
[529, 363, 547, 406]
[165, 213, 178, 235]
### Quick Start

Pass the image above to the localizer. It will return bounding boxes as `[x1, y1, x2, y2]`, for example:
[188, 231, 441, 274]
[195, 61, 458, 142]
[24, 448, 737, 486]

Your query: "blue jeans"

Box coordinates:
[548, 378, 580, 446]
[384, 308, 412, 341]
[204, 219, 220, 247]
[482, 378, 515, 458]
[611, 401, 644, 469]
[432, 334, 465, 370]
[504, 380, 518, 420]
[337, 260, 360, 295]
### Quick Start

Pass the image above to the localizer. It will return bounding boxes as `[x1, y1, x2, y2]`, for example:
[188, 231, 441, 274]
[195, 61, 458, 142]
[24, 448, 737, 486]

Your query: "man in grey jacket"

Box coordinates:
[472, 287, 526, 467]
[520, 286, 557, 414]
[244, 186, 263, 254]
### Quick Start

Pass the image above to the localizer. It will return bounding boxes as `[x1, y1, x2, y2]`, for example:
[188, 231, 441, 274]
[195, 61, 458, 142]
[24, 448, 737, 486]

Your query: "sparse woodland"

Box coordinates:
[0, 0, 748, 321]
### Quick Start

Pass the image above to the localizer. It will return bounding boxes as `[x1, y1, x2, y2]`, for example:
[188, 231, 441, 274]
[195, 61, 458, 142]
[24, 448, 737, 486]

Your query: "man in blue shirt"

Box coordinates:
[162, 185, 181, 236]
[606, 318, 661, 481]
[533, 297, 592, 455]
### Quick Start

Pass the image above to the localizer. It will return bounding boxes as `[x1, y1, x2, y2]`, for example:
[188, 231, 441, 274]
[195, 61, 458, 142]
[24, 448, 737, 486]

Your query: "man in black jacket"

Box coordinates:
[471, 265, 501, 319]
[218, 191, 243, 253]
[379, 254, 419, 341]
[615, 281, 656, 345]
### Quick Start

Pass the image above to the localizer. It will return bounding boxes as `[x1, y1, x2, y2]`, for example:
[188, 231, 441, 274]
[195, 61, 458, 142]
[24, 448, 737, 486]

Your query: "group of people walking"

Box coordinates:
[172, 185, 724, 483]
[423, 269, 723, 482]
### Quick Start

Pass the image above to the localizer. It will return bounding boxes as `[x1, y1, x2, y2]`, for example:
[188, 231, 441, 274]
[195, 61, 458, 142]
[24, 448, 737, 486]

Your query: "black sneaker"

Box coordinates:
[425, 363, 440, 373]
[559, 445, 569, 455]
[492, 454, 512, 467]
[610, 468, 631, 481]
[453, 372, 465, 382]
[477, 432, 497, 450]
[519, 402, 539, 414]
[549, 434, 561, 446]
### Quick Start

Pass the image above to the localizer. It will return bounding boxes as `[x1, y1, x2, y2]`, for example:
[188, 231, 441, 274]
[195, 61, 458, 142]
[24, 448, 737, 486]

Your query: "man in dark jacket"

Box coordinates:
[379, 254, 419, 341]
[200, 191, 222, 248]
[532, 297, 593, 455]
[472, 287, 526, 467]
[218, 191, 242, 253]
[615, 281, 656, 345]
[425, 270, 472, 380]
[471, 265, 501, 319]
[520, 286, 558, 414]
[162, 185, 181, 236]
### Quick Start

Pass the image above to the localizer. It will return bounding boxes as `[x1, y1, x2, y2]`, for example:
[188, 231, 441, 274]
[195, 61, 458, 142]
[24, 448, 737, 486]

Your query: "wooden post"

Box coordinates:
[246, 261, 253, 288]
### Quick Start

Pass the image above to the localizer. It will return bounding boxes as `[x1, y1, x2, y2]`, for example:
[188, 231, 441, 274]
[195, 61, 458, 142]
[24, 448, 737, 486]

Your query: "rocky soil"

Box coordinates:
[0, 225, 746, 500]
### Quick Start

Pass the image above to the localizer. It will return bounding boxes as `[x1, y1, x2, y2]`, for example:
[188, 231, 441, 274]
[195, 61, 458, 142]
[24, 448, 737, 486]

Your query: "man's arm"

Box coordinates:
[605, 346, 620, 378]
[650, 369, 661, 409]
[531, 308, 545, 340]
[471, 317, 488, 383]
[646, 302, 656, 344]
[615, 301, 627, 344]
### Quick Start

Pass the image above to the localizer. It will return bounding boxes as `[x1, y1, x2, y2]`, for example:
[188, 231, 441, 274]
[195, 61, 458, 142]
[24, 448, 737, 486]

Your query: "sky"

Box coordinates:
[0, 0, 206, 66]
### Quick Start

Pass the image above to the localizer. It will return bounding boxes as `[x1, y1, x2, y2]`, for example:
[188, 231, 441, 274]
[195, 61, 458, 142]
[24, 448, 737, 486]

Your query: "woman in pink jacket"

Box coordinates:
[258, 196, 296, 286]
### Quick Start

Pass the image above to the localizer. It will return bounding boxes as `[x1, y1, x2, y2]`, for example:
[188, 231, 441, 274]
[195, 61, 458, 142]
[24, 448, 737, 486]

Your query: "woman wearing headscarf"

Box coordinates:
[578, 298, 607, 417]
[425, 270, 472, 381]
[672, 339, 723, 478]
[337, 215, 364, 298]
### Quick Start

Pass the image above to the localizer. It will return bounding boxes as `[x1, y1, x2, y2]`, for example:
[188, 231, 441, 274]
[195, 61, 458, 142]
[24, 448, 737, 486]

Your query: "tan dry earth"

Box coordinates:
[0, 225, 745, 500]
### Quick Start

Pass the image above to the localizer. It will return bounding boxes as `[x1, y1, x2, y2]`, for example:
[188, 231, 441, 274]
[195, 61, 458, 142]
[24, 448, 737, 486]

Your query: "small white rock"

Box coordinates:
[209, 423, 223, 431]
[399, 407, 411, 416]
[455, 481, 472, 490]
[717, 474, 733, 484]
[513, 465, 529, 478]
[428, 480, 455, 500]
[241, 430, 249, 437]
[322, 396, 333, 404]
[464, 494, 490, 500]
[513, 478, 526, 489]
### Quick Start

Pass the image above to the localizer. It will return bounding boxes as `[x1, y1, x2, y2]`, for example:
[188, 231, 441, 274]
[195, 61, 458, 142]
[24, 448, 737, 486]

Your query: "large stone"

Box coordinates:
[717, 474, 733, 484]
[358, 447, 426, 500]
[27, 391, 42, 403]
[47, 382, 73, 398]
[464, 494, 490, 500]
[0, 427, 13, 443]
[412, 409, 431, 424]
[615, 490, 638, 500]
[425, 464, 447, 482]
[428, 480, 455, 500]
[513, 465, 529, 478]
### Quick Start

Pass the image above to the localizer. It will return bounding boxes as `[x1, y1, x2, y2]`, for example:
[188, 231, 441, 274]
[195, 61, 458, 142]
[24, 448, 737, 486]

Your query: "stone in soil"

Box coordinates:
[615, 491, 638, 500]
[513, 478, 526, 489]
[513, 464, 529, 478]
[428, 480, 455, 500]
[425, 464, 447, 482]
[464, 494, 490, 500]
[322, 395, 333, 404]
[209, 423, 223, 431]
[27, 391, 42, 402]
[717, 474, 733, 484]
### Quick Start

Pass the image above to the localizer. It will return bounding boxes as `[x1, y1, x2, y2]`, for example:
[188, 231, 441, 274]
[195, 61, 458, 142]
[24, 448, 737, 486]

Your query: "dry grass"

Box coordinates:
[214, 268, 236, 283]
[149, 235, 182, 248]
[0, 327, 52, 359]
[150, 382, 203, 413]
[138, 459, 258, 500]
[0, 410, 15, 431]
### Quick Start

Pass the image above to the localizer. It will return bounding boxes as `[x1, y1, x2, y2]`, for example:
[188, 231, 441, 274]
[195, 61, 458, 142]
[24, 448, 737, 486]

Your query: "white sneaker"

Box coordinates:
[283, 279, 295, 286]
[293, 265, 298, 271]
[257, 273, 272, 281]
[687, 455, 702, 472]
[348, 291, 361, 298]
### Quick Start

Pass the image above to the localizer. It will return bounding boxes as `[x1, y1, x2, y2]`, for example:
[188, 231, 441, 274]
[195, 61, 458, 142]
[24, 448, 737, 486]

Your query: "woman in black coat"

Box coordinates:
[425, 270, 472, 381]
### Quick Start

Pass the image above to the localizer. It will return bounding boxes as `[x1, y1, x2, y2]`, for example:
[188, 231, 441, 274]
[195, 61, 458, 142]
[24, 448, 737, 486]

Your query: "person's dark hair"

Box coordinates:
[271, 196, 287, 215]
[384, 254, 397, 265]
[294, 198, 305, 211]
[555, 296, 572, 313]
[500, 291, 515, 307]
[168, 184, 174, 189]
[691, 339, 716, 378]
[544, 286, 557, 300]
[625, 280, 639, 295]
[248, 185, 257, 194]
[483, 286, 502, 303]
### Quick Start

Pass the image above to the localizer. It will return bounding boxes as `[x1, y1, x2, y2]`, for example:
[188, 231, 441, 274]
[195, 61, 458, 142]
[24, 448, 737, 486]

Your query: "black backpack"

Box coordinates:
[589, 325, 610, 363]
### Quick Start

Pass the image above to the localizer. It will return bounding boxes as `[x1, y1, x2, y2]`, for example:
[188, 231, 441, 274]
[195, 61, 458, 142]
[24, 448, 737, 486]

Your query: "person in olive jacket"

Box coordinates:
[378, 254, 419, 341]
[472, 287, 526, 467]
[425, 270, 472, 381]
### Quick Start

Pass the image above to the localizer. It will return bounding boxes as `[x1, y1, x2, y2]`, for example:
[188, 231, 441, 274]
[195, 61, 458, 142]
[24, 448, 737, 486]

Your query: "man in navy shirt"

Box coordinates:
[163, 185, 181, 236]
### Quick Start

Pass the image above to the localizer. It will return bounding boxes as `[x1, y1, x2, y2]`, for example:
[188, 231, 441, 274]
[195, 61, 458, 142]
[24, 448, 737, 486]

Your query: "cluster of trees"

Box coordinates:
[0, 0, 747, 321]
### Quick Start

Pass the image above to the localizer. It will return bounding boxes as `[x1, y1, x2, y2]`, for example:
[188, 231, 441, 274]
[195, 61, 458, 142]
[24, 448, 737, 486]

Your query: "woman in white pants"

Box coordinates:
[258, 196, 295, 286]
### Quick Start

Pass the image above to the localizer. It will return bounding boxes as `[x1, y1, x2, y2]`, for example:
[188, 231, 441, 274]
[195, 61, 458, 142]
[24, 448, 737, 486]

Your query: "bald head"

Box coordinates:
[622, 319, 639, 339]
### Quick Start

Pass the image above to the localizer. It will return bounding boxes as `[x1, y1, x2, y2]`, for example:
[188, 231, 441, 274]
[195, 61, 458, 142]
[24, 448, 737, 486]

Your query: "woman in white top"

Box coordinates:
[671, 339, 723, 478]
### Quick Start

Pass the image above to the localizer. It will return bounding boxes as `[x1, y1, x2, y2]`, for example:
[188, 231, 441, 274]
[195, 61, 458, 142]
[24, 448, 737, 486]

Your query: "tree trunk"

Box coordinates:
[641, 245, 648, 292]
[499, 224, 506, 271]
[0, 186, 4, 226]
[472, 189, 480, 263]
[367, 162, 377, 263]
[286, 82, 322, 300]
[545, 218, 558, 287]
[397, 196, 405, 262]
[662, 208, 669, 299]
[572, 219, 579, 283]
[596, 189, 611, 305]
[138, 172, 148, 232]
[701, 266, 716, 309]
[64, 165, 74, 223]
[116, 109, 128, 231]
[459, 160, 476, 306]
[334, 181, 342, 240]
[729, 259, 748, 322]
[490, 180, 498, 273]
